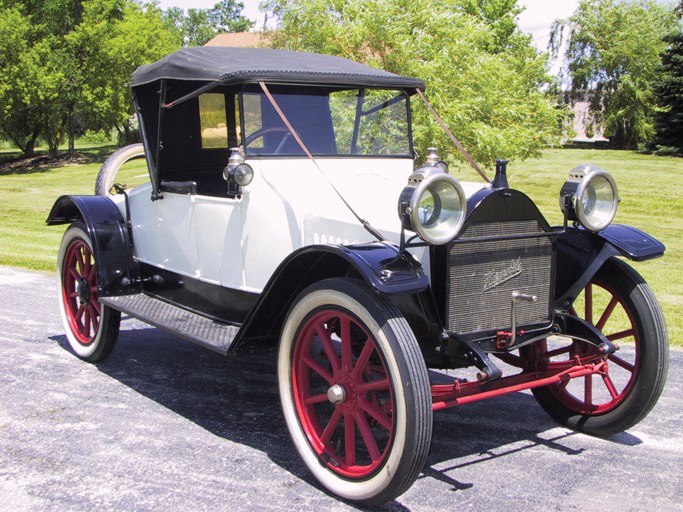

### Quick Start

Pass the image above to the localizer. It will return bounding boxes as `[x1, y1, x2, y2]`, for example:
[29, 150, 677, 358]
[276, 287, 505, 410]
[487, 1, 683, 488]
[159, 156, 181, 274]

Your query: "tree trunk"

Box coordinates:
[123, 123, 132, 145]
[68, 128, 76, 156]
[46, 127, 60, 159]
[611, 125, 626, 149]
[24, 140, 35, 158]
[115, 123, 125, 146]
[48, 142, 59, 159]
[11, 127, 40, 158]
[25, 126, 40, 158]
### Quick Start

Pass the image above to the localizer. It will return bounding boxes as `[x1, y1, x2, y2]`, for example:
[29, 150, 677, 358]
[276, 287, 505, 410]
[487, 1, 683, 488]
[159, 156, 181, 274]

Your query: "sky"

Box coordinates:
[156, 0, 581, 52]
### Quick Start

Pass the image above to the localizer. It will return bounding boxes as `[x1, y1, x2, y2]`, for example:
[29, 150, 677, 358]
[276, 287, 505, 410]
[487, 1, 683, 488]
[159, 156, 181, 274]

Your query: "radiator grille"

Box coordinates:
[447, 220, 552, 334]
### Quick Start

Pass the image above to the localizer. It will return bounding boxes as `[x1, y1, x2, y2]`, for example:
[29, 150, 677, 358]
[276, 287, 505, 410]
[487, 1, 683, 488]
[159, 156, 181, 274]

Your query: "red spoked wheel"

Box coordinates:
[62, 238, 100, 344]
[531, 258, 668, 436]
[279, 279, 432, 505]
[292, 309, 394, 479]
[57, 222, 120, 362]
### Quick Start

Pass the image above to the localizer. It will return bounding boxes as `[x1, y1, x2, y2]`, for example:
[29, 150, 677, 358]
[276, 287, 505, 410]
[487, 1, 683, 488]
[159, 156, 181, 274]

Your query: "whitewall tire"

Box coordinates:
[278, 278, 432, 504]
[57, 222, 121, 362]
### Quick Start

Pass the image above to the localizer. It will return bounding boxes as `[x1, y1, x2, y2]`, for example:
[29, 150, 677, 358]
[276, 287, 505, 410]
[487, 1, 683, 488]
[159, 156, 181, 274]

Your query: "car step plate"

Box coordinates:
[100, 294, 239, 355]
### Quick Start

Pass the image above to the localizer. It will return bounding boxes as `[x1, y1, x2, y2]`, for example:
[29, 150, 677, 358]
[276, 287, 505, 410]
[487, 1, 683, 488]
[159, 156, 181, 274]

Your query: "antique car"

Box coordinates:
[47, 47, 668, 505]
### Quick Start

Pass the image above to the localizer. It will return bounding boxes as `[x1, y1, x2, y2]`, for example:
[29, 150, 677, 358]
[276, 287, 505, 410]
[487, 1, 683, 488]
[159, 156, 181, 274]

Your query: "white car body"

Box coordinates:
[121, 157, 485, 293]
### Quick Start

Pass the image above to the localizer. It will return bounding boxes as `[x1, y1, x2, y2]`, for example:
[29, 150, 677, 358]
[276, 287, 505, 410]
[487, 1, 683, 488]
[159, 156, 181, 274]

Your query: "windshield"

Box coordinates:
[241, 87, 413, 158]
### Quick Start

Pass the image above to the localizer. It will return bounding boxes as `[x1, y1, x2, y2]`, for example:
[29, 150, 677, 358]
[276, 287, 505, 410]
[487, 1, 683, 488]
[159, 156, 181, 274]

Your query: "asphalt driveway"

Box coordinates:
[1, 265, 681, 511]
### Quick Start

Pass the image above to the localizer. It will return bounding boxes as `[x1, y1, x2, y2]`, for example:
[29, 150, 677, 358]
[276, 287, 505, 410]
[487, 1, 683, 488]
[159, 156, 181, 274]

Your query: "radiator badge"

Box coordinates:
[483, 257, 523, 292]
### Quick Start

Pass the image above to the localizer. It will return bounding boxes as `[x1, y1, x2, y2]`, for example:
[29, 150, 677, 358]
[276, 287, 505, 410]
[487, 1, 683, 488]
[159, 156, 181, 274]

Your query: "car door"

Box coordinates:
[193, 195, 244, 288]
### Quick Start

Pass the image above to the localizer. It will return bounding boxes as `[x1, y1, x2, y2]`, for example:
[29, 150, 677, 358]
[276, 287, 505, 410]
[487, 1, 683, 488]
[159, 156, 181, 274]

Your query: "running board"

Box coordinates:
[99, 294, 239, 355]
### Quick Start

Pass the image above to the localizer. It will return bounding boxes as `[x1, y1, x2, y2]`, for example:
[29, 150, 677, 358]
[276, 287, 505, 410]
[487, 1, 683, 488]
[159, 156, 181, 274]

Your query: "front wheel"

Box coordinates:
[531, 258, 668, 436]
[278, 279, 432, 505]
[57, 222, 121, 362]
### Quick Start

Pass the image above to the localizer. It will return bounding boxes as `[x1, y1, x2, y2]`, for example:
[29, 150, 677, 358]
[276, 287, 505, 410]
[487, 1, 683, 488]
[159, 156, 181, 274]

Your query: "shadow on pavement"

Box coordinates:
[51, 319, 644, 510]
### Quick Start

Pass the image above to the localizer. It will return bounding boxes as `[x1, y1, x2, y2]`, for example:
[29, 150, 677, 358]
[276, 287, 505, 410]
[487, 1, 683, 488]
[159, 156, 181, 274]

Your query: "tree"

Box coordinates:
[208, 0, 254, 34]
[653, 30, 683, 153]
[266, 0, 564, 168]
[550, 0, 679, 149]
[0, 0, 181, 157]
[459, 0, 523, 53]
[163, 0, 254, 47]
[0, 8, 43, 156]
[70, 0, 179, 145]
[8, 0, 90, 157]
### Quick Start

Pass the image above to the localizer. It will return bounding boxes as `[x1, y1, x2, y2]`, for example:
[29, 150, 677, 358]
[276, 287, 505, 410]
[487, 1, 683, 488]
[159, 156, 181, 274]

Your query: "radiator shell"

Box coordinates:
[446, 220, 553, 334]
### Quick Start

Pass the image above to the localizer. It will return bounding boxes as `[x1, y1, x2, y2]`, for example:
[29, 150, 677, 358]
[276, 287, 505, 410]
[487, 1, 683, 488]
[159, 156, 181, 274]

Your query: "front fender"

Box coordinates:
[46, 195, 140, 296]
[598, 224, 665, 261]
[554, 224, 664, 310]
[230, 242, 429, 352]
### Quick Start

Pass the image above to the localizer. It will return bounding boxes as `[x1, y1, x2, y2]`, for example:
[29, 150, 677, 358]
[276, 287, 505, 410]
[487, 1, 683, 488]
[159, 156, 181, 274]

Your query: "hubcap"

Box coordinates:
[77, 277, 90, 305]
[327, 384, 346, 404]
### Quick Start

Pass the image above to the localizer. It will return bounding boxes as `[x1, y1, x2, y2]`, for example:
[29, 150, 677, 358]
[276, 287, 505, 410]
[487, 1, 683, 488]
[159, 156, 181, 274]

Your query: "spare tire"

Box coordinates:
[95, 143, 146, 196]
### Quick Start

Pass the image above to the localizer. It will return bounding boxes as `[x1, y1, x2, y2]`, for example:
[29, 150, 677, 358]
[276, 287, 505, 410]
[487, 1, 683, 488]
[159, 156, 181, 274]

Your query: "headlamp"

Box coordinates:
[398, 158, 467, 245]
[233, 163, 254, 187]
[560, 165, 619, 232]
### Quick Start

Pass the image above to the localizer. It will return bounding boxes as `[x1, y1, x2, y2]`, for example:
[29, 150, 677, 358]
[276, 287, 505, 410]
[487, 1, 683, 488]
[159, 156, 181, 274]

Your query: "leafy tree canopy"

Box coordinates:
[0, 0, 183, 156]
[0, 7, 43, 156]
[265, 0, 564, 170]
[162, 0, 254, 47]
[0, 0, 255, 157]
[550, 0, 679, 149]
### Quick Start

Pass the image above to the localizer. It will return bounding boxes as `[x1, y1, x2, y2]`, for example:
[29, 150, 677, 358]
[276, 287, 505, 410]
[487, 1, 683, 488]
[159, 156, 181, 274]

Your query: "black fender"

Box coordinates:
[46, 195, 140, 296]
[230, 242, 429, 352]
[554, 224, 664, 311]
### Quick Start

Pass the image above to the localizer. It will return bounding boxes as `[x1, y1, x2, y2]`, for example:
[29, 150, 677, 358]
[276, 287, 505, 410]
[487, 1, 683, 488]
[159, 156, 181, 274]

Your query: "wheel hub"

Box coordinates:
[77, 277, 90, 305]
[327, 384, 346, 404]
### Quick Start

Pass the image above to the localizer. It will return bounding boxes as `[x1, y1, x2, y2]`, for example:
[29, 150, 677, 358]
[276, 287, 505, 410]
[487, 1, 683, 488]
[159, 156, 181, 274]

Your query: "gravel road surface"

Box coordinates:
[1, 265, 681, 512]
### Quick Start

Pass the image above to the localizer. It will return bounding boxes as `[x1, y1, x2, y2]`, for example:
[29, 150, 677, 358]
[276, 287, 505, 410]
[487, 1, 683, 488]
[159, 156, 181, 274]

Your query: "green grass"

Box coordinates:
[0, 147, 148, 269]
[0, 146, 681, 345]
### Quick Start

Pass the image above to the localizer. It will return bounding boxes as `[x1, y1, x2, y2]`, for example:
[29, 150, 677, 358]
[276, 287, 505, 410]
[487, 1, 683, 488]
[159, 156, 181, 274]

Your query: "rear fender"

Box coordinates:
[555, 224, 664, 311]
[231, 242, 429, 352]
[46, 195, 140, 296]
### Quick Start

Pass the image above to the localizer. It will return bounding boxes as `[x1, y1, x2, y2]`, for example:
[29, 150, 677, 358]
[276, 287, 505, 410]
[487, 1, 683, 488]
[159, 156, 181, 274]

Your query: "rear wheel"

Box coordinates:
[531, 258, 668, 436]
[57, 222, 120, 362]
[278, 279, 432, 505]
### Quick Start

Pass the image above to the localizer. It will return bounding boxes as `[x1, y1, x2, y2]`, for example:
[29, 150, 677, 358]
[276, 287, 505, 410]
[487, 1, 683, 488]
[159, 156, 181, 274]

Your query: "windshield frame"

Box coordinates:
[238, 83, 416, 159]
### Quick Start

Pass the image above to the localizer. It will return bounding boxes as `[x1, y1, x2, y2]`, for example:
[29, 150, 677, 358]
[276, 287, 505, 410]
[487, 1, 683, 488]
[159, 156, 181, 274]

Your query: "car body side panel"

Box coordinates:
[193, 196, 244, 286]
[240, 157, 421, 291]
[126, 183, 162, 267]
[156, 193, 198, 277]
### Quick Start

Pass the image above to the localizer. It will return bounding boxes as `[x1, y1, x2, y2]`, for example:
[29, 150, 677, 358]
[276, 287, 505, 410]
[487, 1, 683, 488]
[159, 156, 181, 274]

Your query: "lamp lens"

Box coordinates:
[580, 173, 617, 230]
[412, 175, 466, 244]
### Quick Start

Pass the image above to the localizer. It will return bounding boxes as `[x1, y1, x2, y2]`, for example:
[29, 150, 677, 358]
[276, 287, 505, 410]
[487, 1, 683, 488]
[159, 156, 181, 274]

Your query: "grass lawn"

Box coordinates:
[0, 146, 148, 269]
[0, 146, 681, 345]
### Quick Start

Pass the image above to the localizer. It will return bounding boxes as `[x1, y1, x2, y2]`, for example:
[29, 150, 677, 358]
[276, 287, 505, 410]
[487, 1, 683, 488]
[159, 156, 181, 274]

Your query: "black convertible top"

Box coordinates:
[130, 46, 425, 90]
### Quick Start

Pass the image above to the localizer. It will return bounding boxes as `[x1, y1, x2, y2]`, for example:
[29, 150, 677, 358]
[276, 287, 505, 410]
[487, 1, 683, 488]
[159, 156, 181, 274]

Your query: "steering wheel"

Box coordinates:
[245, 127, 291, 146]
